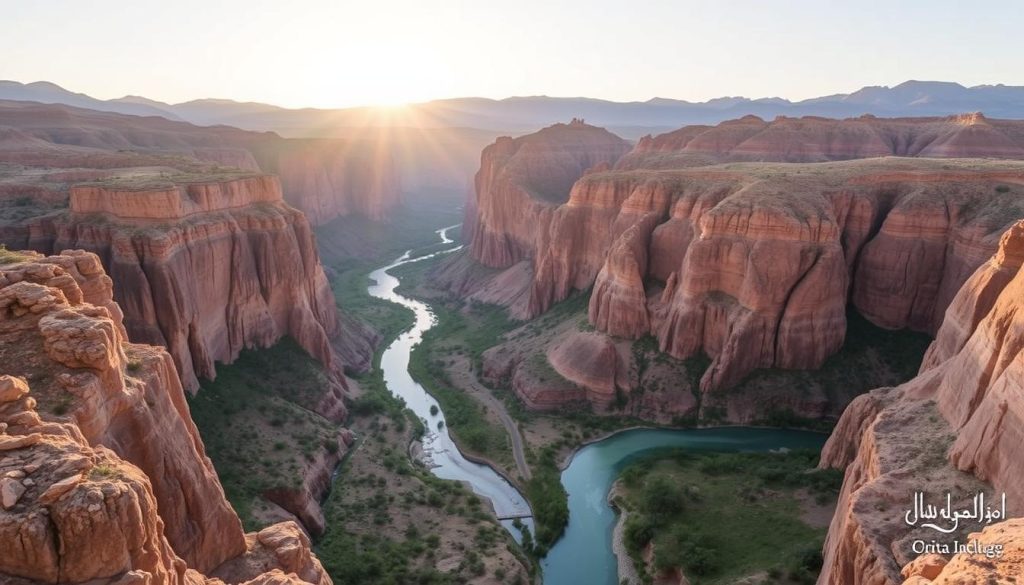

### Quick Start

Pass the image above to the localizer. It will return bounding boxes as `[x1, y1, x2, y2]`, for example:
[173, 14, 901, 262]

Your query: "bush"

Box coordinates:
[639, 475, 685, 518]
[654, 529, 720, 576]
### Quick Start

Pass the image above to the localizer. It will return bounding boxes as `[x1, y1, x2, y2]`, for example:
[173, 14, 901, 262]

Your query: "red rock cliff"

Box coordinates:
[817, 221, 1024, 585]
[513, 158, 1024, 391]
[5, 175, 341, 393]
[469, 120, 631, 268]
[0, 251, 330, 585]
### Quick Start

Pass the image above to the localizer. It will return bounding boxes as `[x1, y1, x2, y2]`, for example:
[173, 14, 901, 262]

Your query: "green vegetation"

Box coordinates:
[89, 464, 121, 480]
[318, 352, 528, 584]
[0, 244, 31, 265]
[188, 337, 341, 530]
[319, 460, 528, 584]
[405, 299, 516, 463]
[617, 449, 842, 585]
[523, 448, 569, 555]
[331, 257, 416, 347]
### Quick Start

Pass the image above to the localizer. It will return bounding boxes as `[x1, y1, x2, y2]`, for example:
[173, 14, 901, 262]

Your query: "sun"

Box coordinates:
[318, 40, 445, 109]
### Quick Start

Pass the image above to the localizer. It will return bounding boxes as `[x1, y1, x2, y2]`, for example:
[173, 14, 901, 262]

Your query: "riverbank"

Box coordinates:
[540, 429, 832, 585]
[556, 423, 833, 471]
[608, 482, 641, 585]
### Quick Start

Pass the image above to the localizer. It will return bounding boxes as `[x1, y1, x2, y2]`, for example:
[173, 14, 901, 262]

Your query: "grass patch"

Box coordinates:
[0, 244, 31, 265]
[81, 168, 258, 190]
[89, 464, 121, 480]
[617, 449, 841, 585]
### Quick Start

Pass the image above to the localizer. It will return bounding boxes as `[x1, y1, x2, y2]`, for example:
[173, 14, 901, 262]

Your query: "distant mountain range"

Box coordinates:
[2, 79, 1023, 139]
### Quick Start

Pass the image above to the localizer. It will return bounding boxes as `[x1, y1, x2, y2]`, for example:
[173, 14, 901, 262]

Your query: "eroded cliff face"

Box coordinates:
[468, 120, 631, 268]
[0, 251, 330, 585]
[519, 158, 1024, 394]
[4, 175, 341, 394]
[817, 221, 1024, 585]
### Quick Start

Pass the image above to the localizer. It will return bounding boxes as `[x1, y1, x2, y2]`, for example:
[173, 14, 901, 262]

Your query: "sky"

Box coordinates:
[2, 0, 1022, 109]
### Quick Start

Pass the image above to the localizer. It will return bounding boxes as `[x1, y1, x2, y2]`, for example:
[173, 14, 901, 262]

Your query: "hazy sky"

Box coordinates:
[2, 0, 1022, 108]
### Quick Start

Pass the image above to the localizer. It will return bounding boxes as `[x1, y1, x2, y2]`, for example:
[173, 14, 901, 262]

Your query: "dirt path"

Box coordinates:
[449, 355, 532, 480]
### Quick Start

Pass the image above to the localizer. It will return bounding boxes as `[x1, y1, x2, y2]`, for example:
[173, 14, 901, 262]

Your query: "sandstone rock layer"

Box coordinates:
[818, 221, 1024, 585]
[0, 252, 330, 585]
[5, 176, 341, 393]
[507, 156, 1024, 392]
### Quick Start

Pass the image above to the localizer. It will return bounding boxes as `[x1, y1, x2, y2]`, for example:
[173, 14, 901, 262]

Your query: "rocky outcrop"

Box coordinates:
[617, 113, 1024, 170]
[900, 520, 1024, 584]
[468, 120, 631, 268]
[3, 175, 341, 393]
[546, 332, 631, 408]
[818, 221, 1024, 585]
[211, 523, 330, 585]
[505, 157, 1024, 392]
[0, 252, 330, 585]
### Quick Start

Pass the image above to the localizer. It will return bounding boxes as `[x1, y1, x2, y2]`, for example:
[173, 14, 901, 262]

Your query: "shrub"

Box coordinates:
[639, 475, 685, 518]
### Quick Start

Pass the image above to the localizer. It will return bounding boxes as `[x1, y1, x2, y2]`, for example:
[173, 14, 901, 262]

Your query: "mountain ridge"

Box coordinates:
[3, 79, 1024, 137]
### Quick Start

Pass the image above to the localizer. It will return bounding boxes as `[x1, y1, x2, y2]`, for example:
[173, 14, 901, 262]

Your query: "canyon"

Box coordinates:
[452, 114, 1024, 417]
[0, 250, 332, 585]
[445, 112, 1024, 584]
[4, 90, 1024, 585]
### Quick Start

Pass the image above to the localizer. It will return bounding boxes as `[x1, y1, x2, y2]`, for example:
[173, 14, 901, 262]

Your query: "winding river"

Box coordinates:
[368, 225, 828, 585]
[366, 225, 534, 533]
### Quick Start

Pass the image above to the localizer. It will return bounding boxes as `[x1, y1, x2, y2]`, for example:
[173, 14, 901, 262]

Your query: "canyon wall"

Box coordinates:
[507, 157, 1024, 393]
[468, 119, 631, 268]
[453, 116, 1024, 414]
[0, 251, 330, 585]
[817, 220, 1024, 585]
[3, 175, 341, 393]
